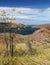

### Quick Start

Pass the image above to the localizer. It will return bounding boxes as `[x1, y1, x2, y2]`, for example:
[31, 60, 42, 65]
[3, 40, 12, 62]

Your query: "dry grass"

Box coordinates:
[0, 42, 50, 65]
[0, 30, 50, 65]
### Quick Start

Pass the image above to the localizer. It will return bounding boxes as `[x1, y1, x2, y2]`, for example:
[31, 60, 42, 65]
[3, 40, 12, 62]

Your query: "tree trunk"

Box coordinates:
[10, 32, 13, 57]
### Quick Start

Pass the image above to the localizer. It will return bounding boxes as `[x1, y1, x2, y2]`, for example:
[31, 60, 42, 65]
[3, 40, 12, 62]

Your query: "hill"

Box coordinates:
[29, 28, 50, 41]
[0, 22, 25, 28]
[32, 24, 50, 30]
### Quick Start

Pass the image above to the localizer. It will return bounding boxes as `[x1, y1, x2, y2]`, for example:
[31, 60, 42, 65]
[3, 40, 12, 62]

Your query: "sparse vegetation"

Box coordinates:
[0, 24, 50, 65]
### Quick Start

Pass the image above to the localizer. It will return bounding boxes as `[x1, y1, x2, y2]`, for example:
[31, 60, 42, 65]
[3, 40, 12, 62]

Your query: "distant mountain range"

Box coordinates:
[0, 22, 50, 29]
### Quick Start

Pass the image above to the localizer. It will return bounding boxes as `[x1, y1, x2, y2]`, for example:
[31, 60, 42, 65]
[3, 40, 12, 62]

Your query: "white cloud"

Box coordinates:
[0, 7, 50, 24]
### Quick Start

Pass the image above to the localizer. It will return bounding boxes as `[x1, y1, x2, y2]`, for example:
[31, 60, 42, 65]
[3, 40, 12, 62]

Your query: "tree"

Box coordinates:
[12, 8, 16, 11]
[1, 10, 6, 22]
[1, 10, 9, 54]
[11, 17, 16, 22]
[0, 16, 2, 20]
[0, 16, 2, 22]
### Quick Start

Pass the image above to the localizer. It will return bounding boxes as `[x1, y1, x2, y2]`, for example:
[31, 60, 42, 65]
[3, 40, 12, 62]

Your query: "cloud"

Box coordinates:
[0, 7, 50, 24]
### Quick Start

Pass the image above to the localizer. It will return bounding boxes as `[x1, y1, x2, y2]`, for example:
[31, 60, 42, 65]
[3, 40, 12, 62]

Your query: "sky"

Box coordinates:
[0, 0, 50, 25]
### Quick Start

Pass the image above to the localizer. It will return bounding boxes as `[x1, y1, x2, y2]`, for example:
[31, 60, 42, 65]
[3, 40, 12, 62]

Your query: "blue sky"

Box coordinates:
[0, 0, 50, 25]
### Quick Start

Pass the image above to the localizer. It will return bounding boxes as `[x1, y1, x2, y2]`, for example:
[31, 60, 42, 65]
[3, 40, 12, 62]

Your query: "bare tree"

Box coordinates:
[1, 10, 9, 53]
[9, 33, 14, 56]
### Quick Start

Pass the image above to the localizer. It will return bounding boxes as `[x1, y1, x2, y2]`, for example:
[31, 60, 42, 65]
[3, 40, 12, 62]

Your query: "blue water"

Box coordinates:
[0, 27, 40, 35]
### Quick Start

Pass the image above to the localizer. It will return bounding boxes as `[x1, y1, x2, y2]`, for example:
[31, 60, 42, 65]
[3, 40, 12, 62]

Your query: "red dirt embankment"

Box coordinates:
[28, 28, 50, 41]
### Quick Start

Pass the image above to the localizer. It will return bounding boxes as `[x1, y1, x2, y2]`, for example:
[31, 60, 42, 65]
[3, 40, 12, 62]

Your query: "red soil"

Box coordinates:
[0, 41, 6, 46]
